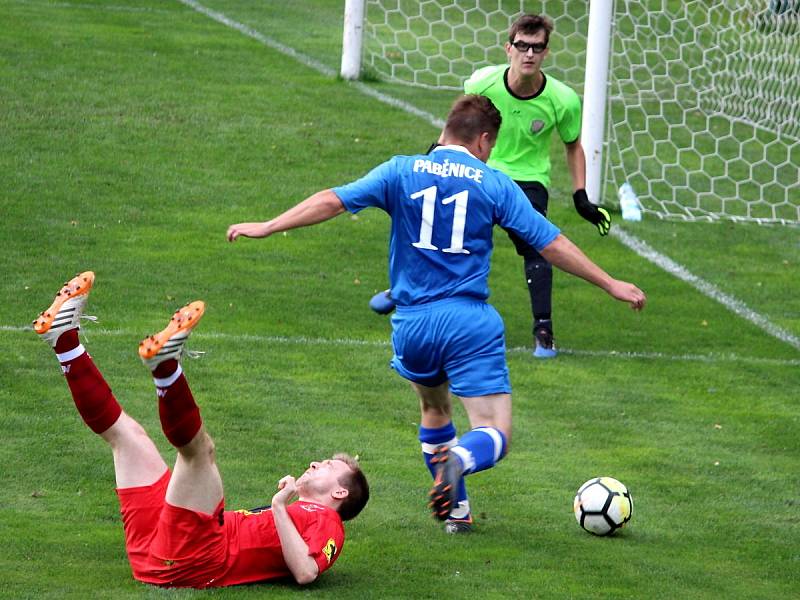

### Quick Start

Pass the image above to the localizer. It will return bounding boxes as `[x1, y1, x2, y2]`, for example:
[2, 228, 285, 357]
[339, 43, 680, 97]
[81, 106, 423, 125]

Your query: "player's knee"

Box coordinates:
[102, 412, 143, 448]
[179, 429, 216, 463]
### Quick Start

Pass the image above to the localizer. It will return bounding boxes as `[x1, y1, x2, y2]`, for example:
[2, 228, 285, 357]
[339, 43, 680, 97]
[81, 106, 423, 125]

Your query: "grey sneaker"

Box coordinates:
[444, 517, 473, 534]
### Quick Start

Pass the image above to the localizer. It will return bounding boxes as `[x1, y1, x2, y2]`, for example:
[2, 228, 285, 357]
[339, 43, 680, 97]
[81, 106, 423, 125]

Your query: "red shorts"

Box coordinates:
[116, 470, 228, 588]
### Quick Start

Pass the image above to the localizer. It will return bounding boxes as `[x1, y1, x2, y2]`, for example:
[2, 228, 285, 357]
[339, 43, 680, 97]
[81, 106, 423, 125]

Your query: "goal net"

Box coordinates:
[360, 0, 799, 224]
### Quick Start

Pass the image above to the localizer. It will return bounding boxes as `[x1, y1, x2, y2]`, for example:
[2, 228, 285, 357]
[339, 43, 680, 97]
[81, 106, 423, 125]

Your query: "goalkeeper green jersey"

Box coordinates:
[464, 65, 581, 187]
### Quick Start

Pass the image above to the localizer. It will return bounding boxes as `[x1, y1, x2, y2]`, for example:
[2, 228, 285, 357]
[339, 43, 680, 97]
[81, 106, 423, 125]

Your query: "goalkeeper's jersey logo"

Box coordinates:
[530, 119, 545, 134]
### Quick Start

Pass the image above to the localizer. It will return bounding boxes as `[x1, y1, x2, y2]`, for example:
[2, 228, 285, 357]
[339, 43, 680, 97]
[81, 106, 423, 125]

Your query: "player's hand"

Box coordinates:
[573, 189, 611, 236]
[272, 475, 298, 507]
[607, 280, 646, 311]
[227, 222, 271, 242]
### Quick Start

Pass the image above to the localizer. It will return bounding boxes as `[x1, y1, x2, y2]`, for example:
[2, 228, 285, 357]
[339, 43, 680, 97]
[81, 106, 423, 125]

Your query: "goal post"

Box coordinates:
[344, 0, 799, 225]
[581, 0, 613, 207]
[341, 0, 366, 80]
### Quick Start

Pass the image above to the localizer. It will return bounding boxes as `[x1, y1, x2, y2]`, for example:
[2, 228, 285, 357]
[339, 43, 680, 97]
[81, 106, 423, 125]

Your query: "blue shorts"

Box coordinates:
[390, 297, 510, 397]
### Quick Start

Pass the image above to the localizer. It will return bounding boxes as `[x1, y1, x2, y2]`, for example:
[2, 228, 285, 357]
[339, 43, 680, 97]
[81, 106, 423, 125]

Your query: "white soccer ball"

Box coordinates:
[573, 476, 633, 536]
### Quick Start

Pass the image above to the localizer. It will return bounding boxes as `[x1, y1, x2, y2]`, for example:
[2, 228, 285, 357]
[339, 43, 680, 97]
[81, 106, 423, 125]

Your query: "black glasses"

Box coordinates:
[511, 40, 547, 54]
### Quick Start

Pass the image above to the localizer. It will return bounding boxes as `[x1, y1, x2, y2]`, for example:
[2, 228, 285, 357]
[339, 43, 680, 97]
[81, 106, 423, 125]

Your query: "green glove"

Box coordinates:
[573, 189, 611, 236]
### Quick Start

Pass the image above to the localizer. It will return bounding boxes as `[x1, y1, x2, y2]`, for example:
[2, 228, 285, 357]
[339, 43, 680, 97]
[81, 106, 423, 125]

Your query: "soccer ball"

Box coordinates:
[573, 477, 633, 536]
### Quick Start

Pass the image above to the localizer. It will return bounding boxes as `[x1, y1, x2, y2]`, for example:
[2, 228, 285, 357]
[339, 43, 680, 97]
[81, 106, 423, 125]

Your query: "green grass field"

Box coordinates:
[1, 1, 798, 598]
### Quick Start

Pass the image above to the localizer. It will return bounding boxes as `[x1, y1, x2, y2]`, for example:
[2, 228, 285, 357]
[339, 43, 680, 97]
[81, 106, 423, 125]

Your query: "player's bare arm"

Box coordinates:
[564, 139, 587, 191]
[540, 234, 646, 310]
[227, 190, 346, 242]
[271, 475, 320, 585]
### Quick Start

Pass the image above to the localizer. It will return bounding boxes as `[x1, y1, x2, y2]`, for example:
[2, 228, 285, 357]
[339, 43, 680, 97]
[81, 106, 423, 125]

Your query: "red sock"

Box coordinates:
[55, 330, 122, 435]
[55, 329, 80, 354]
[152, 360, 202, 448]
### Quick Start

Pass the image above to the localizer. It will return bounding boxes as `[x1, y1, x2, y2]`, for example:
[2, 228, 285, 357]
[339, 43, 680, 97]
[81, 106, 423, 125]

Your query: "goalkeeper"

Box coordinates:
[464, 13, 610, 357]
[371, 14, 611, 359]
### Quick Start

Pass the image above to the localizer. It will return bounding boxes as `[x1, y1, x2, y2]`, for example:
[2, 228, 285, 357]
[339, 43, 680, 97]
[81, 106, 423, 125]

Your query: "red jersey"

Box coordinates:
[216, 501, 345, 586]
[118, 470, 345, 588]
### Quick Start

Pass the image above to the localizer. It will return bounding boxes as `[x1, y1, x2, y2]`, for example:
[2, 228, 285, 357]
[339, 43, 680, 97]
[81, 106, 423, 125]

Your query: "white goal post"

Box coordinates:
[341, 0, 799, 225]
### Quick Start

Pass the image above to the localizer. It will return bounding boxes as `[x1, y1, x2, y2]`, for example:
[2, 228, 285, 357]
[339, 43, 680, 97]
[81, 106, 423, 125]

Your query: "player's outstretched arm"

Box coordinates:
[227, 189, 346, 242]
[271, 475, 320, 585]
[540, 234, 646, 310]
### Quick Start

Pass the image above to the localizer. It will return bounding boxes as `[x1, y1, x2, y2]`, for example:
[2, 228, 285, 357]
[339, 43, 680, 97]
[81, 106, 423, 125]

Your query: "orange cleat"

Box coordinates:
[138, 301, 205, 369]
[33, 271, 95, 347]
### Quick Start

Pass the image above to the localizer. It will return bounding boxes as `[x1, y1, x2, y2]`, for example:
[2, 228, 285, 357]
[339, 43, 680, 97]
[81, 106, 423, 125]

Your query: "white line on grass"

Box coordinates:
[3, 325, 799, 366]
[177, 0, 445, 128]
[611, 229, 800, 351]
[178, 0, 797, 353]
[177, 0, 337, 77]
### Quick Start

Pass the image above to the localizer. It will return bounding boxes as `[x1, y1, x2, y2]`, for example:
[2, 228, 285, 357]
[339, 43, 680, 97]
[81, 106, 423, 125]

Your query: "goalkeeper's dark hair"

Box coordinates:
[332, 452, 369, 521]
[509, 14, 554, 45]
[443, 95, 502, 145]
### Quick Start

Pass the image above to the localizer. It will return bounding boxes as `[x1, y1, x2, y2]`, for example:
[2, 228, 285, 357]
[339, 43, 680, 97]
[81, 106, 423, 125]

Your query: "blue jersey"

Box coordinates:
[333, 145, 560, 306]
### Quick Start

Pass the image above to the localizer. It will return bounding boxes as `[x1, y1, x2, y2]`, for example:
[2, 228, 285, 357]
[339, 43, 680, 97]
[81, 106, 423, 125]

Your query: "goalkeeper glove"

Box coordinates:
[573, 189, 611, 236]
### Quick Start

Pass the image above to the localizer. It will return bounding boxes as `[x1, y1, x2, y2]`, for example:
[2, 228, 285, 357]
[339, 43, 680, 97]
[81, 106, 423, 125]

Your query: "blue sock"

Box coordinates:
[419, 422, 470, 520]
[452, 427, 507, 475]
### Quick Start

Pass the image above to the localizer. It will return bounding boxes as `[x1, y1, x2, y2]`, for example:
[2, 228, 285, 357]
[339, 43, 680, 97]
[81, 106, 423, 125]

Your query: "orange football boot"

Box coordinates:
[33, 271, 95, 347]
[138, 301, 205, 369]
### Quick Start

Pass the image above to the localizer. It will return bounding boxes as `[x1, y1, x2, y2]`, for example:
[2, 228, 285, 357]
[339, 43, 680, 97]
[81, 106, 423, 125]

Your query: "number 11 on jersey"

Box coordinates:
[410, 186, 470, 255]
